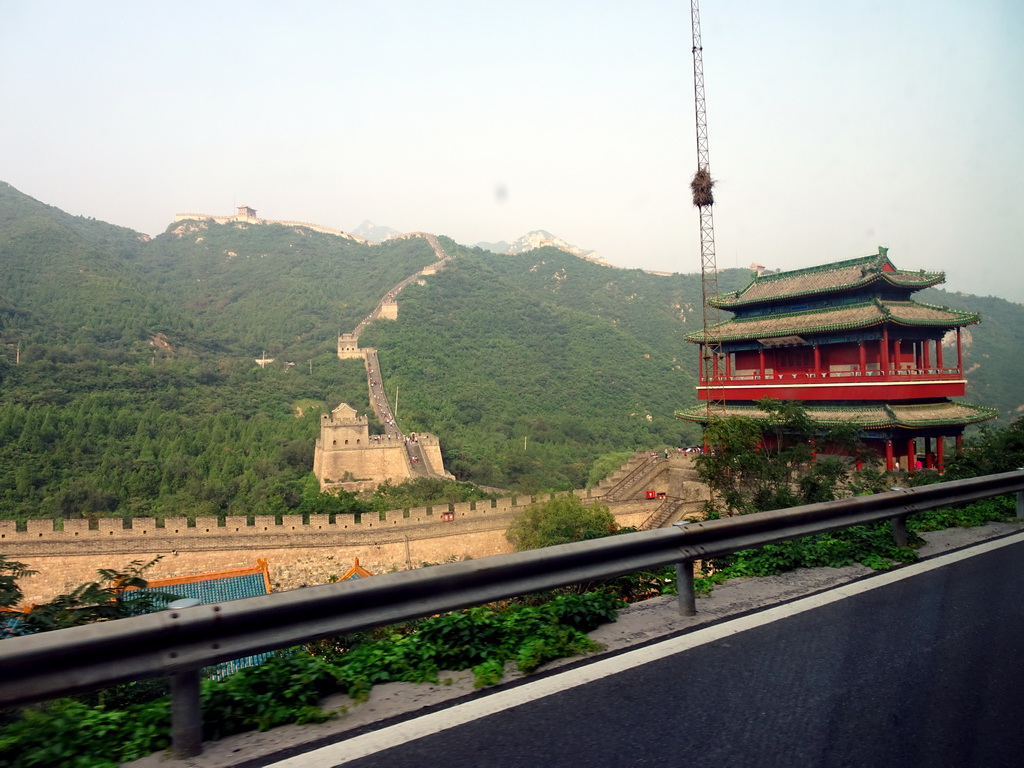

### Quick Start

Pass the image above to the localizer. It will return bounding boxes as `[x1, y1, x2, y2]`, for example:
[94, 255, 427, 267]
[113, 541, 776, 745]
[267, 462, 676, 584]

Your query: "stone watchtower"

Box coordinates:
[313, 404, 372, 490]
[313, 403, 424, 492]
[337, 333, 362, 359]
[313, 403, 455, 492]
[317, 403, 369, 451]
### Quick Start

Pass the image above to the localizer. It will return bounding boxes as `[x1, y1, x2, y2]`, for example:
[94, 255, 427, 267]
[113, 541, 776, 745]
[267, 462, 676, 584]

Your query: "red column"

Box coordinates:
[813, 345, 821, 375]
[886, 439, 894, 471]
[759, 348, 766, 378]
[922, 339, 931, 370]
[881, 328, 890, 373]
[712, 351, 719, 380]
[859, 341, 867, 375]
[937, 437, 945, 474]
[907, 439, 917, 471]
[725, 351, 731, 380]
[955, 434, 963, 456]
[936, 337, 944, 370]
[893, 340, 901, 371]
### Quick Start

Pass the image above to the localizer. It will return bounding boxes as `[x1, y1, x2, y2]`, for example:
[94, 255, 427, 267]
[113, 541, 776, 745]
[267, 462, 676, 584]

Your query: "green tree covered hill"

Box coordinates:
[0, 181, 1021, 518]
[918, 287, 1024, 418]
[358, 241, 746, 489]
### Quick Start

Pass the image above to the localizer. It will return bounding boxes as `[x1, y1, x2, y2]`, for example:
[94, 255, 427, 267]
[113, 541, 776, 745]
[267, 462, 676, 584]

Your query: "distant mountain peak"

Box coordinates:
[506, 230, 607, 266]
[352, 220, 401, 243]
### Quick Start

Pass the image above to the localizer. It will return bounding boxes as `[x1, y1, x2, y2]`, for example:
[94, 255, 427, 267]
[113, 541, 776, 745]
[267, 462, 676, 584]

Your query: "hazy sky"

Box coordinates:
[2, 1, 1022, 300]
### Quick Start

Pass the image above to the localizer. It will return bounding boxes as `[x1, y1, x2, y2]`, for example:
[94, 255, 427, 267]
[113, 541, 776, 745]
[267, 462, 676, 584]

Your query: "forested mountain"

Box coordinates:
[143, 217, 438, 358]
[359, 241, 748, 488]
[0, 184, 438, 520]
[0, 181, 1021, 520]
[917, 287, 1024, 419]
[0, 183, 438, 361]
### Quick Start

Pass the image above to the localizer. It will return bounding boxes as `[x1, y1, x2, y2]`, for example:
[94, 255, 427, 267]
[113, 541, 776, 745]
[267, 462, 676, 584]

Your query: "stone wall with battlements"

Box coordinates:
[173, 209, 370, 243]
[2, 491, 655, 604]
[412, 434, 447, 476]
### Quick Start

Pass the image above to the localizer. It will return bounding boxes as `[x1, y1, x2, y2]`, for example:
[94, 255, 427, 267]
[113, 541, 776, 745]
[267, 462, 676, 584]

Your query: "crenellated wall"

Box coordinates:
[172, 210, 370, 243]
[3, 452, 706, 605]
[2, 488, 673, 604]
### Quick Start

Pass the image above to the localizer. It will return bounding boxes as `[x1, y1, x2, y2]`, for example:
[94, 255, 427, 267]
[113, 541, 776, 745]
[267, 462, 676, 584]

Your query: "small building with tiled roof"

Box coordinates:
[125, 560, 274, 679]
[677, 248, 995, 471]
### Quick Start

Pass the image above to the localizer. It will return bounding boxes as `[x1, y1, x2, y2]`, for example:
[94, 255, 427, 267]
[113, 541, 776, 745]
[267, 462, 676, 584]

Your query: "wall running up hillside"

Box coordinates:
[173, 206, 370, 242]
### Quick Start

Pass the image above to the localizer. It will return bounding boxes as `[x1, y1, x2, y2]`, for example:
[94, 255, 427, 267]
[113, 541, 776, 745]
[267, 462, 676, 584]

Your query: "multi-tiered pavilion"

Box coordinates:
[677, 249, 995, 472]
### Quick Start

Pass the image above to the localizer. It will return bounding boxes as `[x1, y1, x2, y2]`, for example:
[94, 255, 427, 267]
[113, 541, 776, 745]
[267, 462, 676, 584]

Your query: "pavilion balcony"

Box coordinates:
[696, 367, 966, 402]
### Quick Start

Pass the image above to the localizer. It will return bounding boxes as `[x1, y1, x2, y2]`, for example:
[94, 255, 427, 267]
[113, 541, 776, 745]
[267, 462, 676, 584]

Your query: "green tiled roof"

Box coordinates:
[129, 566, 273, 680]
[685, 299, 979, 343]
[0, 611, 28, 638]
[132, 572, 268, 604]
[675, 401, 997, 428]
[711, 253, 945, 309]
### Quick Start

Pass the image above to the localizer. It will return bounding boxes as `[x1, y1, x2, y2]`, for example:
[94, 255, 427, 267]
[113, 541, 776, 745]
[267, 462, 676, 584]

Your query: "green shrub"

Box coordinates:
[0, 591, 625, 766]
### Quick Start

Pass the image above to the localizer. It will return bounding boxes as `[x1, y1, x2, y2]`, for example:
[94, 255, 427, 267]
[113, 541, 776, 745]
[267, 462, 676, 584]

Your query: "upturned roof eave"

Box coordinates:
[674, 402, 996, 428]
[684, 303, 980, 344]
[710, 254, 945, 309]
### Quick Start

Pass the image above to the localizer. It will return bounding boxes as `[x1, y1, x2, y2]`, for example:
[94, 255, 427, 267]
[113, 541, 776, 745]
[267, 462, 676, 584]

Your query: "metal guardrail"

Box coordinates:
[2, 470, 1023, 757]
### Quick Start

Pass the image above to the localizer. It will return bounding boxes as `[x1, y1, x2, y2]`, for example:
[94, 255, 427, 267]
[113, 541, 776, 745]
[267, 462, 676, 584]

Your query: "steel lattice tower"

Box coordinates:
[690, 0, 725, 421]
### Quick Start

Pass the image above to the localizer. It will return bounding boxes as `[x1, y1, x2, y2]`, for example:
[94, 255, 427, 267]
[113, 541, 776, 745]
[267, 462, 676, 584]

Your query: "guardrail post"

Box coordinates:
[170, 669, 203, 758]
[676, 560, 697, 616]
[892, 514, 909, 547]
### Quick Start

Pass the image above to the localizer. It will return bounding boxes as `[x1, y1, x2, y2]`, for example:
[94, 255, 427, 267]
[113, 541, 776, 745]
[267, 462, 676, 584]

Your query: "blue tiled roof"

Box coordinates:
[132, 571, 268, 604]
[131, 568, 272, 680]
[3, 565, 274, 680]
[0, 613, 28, 638]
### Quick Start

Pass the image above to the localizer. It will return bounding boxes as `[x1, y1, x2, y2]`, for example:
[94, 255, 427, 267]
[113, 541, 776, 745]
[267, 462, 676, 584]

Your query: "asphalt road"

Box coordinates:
[280, 535, 1024, 768]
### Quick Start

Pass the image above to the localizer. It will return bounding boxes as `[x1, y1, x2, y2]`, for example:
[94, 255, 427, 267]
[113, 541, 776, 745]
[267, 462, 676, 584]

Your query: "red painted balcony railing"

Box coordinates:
[700, 367, 964, 387]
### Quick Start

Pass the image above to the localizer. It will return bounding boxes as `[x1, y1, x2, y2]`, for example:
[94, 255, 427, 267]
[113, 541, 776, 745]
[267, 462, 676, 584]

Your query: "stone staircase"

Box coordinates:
[595, 451, 710, 530]
[600, 451, 661, 501]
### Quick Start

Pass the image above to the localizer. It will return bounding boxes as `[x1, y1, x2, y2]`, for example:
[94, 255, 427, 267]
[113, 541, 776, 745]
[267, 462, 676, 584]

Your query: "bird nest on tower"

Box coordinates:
[691, 169, 715, 207]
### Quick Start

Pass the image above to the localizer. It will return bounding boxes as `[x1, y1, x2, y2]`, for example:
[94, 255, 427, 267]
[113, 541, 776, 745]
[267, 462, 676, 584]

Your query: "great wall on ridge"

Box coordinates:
[4, 221, 709, 604]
